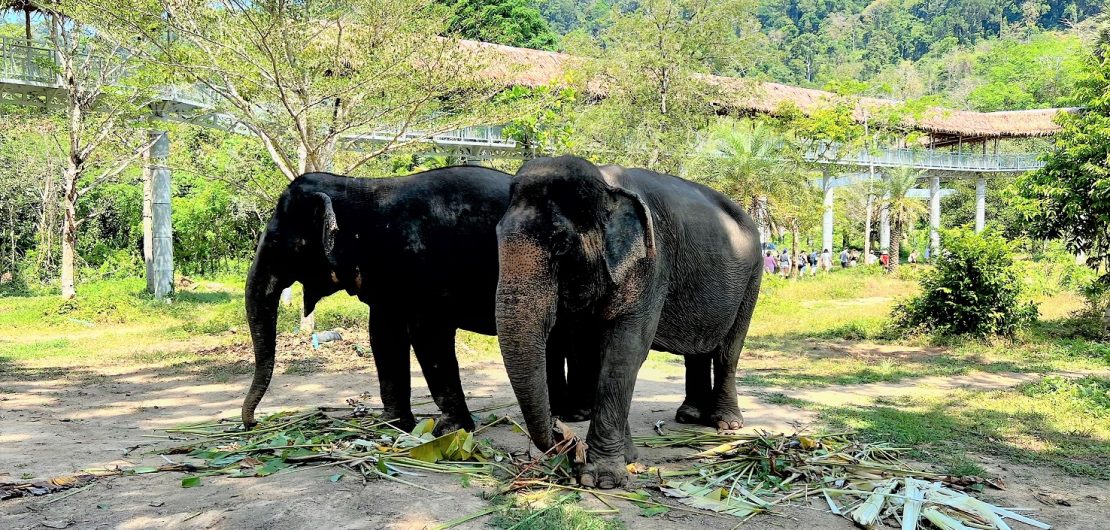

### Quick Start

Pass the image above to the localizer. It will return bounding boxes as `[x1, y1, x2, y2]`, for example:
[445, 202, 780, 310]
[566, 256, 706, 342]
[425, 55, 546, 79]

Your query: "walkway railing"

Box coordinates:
[806, 145, 1044, 172]
[1, 37, 58, 84]
[346, 125, 518, 149]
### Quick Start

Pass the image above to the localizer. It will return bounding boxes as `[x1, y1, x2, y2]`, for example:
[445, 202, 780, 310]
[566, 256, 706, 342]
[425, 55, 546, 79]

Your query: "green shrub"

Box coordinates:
[1018, 241, 1098, 297]
[892, 228, 1037, 336]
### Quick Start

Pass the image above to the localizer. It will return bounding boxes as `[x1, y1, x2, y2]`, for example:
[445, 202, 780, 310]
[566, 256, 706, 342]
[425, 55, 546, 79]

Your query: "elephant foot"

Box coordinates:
[432, 413, 476, 436]
[710, 408, 744, 431]
[676, 402, 744, 431]
[558, 406, 593, 423]
[578, 459, 629, 490]
[384, 412, 417, 433]
[674, 402, 704, 425]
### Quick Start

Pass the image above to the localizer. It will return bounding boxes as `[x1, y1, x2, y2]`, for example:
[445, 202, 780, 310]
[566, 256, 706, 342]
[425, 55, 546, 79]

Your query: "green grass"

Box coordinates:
[487, 492, 626, 530]
[0, 277, 372, 378]
[812, 375, 1110, 478]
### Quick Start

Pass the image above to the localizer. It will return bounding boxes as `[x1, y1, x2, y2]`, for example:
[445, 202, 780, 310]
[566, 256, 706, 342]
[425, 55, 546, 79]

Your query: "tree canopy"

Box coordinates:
[445, 0, 560, 50]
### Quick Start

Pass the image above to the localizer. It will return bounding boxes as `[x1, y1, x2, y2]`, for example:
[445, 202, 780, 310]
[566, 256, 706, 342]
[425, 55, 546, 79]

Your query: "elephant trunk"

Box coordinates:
[242, 243, 286, 428]
[496, 236, 558, 451]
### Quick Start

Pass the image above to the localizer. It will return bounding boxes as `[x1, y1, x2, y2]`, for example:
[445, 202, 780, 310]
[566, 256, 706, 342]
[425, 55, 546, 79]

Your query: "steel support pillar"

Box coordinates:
[975, 175, 986, 233]
[822, 173, 834, 253]
[149, 129, 174, 299]
[929, 174, 941, 259]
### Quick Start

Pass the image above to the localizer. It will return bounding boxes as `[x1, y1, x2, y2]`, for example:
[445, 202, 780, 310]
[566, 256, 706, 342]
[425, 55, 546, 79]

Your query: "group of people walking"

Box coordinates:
[763, 246, 921, 277]
[763, 248, 833, 277]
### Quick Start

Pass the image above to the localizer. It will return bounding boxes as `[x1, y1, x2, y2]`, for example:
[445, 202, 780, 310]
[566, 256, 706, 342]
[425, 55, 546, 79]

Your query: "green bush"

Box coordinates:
[1017, 241, 1099, 297]
[892, 228, 1037, 337]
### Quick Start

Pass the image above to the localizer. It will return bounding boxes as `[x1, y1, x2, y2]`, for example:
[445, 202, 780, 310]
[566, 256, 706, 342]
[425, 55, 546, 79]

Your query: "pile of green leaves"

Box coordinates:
[893, 228, 1038, 336]
[164, 410, 512, 490]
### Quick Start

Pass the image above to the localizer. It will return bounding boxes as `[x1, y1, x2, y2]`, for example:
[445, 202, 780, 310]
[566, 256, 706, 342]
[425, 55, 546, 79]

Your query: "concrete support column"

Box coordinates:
[756, 196, 770, 246]
[149, 129, 174, 299]
[975, 175, 986, 233]
[929, 174, 941, 259]
[880, 190, 891, 251]
[822, 173, 834, 254]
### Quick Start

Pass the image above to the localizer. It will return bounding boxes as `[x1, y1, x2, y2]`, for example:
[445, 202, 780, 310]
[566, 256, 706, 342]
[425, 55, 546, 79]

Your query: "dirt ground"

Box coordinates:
[2, 342, 1107, 529]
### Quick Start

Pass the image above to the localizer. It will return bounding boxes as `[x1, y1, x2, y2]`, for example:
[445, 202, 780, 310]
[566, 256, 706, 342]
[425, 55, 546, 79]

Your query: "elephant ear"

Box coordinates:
[313, 192, 339, 268]
[603, 187, 656, 286]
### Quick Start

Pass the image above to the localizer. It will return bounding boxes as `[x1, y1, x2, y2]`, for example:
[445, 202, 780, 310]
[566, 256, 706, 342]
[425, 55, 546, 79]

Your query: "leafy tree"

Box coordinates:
[444, 0, 560, 50]
[893, 228, 1038, 336]
[536, 0, 612, 36]
[106, 0, 501, 181]
[967, 33, 1085, 111]
[568, 0, 761, 172]
[43, 3, 164, 299]
[881, 167, 928, 270]
[1012, 29, 1110, 325]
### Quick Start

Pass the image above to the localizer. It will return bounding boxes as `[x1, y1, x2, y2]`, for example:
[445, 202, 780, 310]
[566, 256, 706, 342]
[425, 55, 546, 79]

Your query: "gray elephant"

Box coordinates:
[495, 155, 762, 489]
[242, 167, 593, 435]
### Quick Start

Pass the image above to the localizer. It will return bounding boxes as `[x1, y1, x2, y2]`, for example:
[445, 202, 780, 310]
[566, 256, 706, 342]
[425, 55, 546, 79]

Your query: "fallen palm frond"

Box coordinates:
[632, 429, 1049, 529]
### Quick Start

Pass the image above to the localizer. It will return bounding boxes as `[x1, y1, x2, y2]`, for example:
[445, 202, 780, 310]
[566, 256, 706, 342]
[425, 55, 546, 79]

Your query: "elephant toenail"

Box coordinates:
[580, 473, 595, 487]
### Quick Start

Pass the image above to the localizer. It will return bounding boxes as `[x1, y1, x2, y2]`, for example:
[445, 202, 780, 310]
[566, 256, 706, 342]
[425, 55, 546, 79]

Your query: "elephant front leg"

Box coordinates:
[369, 308, 416, 431]
[410, 321, 475, 436]
[580, 316, 655, 489]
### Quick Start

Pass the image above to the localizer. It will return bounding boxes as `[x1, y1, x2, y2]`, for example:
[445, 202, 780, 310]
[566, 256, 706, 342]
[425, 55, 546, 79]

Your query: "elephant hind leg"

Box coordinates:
[675, 354, 711, 425]
[708, 264, 763, 431]
[410, 320, 475, 435]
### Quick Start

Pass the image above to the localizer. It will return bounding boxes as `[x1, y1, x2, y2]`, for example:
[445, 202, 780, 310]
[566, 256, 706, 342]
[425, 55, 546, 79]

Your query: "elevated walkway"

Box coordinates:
[1, 37, 1047, 171]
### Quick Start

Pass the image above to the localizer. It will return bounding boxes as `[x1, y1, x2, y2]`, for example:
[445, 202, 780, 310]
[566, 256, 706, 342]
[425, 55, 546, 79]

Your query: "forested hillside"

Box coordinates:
[529, 0, 1103, 110]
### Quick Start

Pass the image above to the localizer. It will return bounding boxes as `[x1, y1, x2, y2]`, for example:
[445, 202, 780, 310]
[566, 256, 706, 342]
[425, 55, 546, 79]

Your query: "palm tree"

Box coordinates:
[1, 1, 37, 40]
[696, 118, 811, 240]
[880, 167, 928, 271]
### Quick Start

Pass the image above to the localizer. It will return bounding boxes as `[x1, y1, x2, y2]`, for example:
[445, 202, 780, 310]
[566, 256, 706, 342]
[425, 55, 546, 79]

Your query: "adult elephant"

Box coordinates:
[242, 168, 493, 434]
[495, 156, 762, 489]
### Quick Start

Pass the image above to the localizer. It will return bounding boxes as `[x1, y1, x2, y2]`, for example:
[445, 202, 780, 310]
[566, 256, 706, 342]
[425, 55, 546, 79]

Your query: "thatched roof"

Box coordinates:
[462, 40, 1070, 139]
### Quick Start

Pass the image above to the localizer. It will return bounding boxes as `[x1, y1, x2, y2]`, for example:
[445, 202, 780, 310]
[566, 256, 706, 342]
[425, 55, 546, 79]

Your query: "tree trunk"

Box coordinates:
[791, 224, 799, 279]
[60, 165, 79, 299]
[863, 194, 873, 258]
[1102, 304, 1110, 336]
[37, 166, 56, 273]
[9, 205, 16, 271]
[24, 9, 31, 41]
[887, 220, 902, 272]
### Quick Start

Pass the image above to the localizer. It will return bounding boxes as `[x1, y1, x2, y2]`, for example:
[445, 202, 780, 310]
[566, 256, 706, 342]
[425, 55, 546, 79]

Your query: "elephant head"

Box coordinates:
[242, 182, 344, 427]
[495, 156, 655, 450]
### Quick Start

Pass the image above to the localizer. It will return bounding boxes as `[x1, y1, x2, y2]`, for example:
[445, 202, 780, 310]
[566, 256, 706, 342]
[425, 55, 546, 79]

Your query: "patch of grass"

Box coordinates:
[488, 492, 626, 530]
[758, 392, 810, 407]
[457, 330, 501, 360]
[818, 376, 1110, 479]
